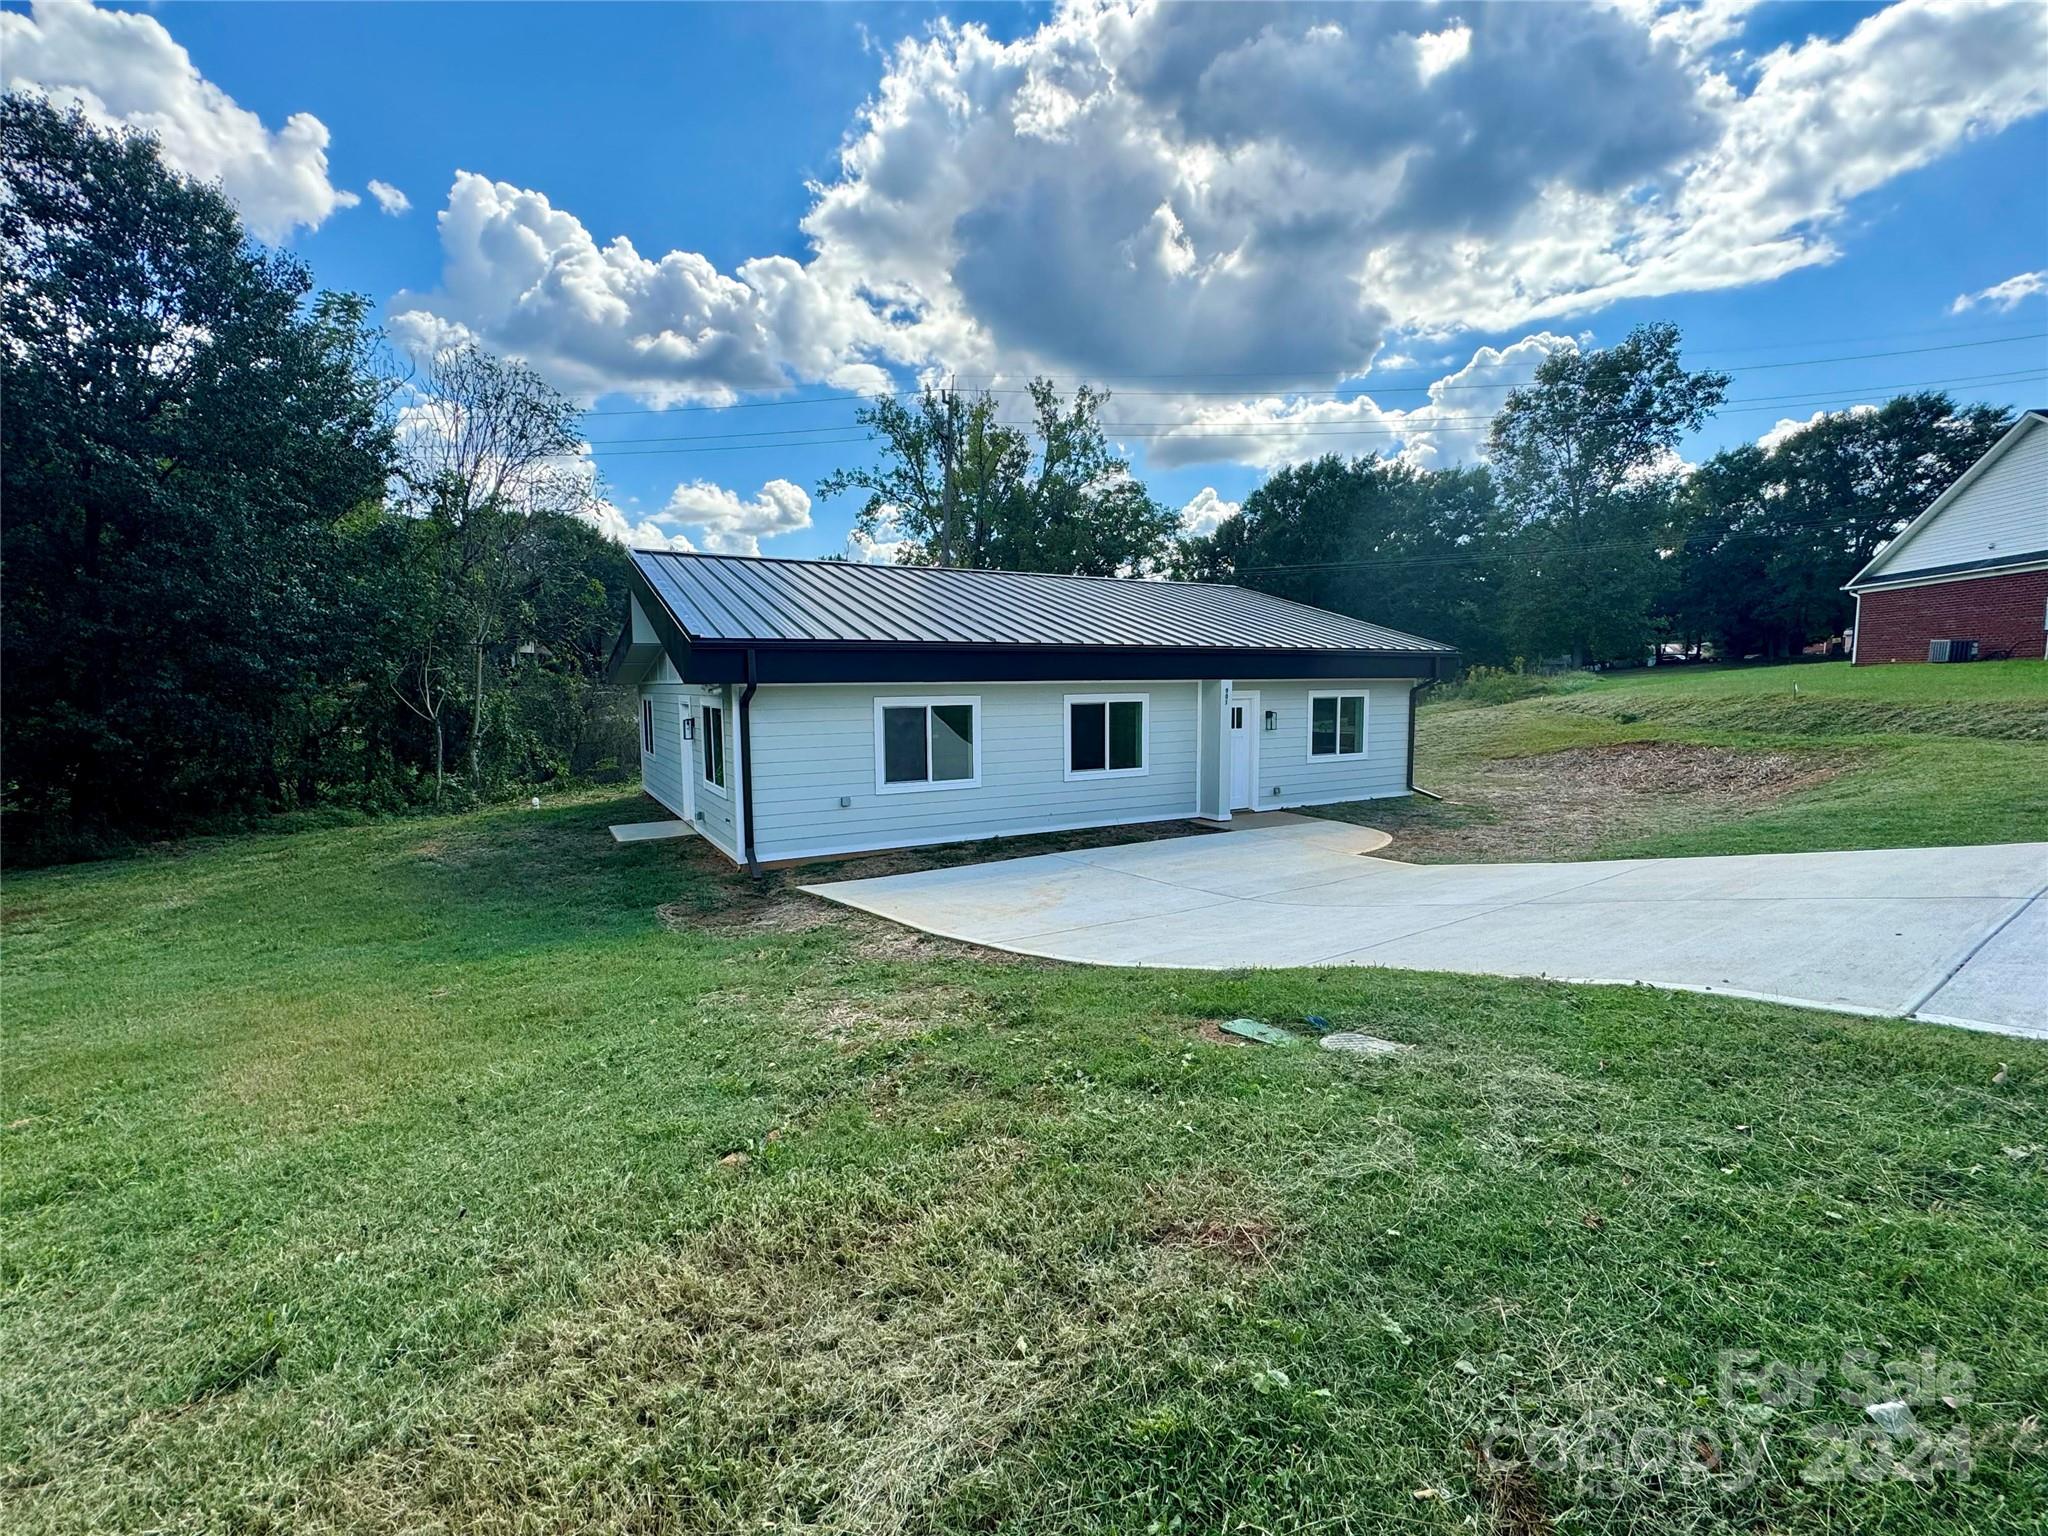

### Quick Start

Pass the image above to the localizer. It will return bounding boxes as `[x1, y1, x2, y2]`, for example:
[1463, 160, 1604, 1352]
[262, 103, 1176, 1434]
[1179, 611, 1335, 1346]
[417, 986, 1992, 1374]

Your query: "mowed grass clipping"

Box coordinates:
[1349, 659, 2048, 862]
[4, 786, 2046, 1533]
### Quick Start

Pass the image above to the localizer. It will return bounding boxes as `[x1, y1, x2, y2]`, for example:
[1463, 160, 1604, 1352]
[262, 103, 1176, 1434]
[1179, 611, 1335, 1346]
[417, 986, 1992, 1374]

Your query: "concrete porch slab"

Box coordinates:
[609, 819, 696, 844]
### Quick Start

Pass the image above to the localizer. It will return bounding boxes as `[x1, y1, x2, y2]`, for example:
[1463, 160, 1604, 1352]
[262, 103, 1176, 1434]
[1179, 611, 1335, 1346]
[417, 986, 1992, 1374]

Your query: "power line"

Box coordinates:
[578, 367, 2043, 449]
[581, 371, 2043, 456]
[572, 329, 2048, 419]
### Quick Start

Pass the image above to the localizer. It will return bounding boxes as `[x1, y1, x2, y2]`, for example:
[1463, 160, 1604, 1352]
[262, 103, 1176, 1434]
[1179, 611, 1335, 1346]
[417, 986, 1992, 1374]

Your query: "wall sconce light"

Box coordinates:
[1263, 709, 1278, 732]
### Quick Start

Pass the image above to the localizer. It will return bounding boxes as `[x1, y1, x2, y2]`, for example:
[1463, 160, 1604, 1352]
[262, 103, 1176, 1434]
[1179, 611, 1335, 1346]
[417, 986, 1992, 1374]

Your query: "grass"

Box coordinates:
[5, 780, 2046, 1533]
[1330, 659, 2048, 862]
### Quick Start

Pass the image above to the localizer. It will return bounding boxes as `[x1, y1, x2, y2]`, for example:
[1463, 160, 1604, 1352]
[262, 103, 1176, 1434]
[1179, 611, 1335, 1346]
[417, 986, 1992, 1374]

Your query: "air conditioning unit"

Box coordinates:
[1927, 639, 1979, 663]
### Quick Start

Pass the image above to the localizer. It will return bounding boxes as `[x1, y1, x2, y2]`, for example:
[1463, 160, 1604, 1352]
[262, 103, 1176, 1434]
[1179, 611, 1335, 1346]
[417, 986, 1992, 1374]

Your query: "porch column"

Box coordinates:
[1196, 679, 1232, 821]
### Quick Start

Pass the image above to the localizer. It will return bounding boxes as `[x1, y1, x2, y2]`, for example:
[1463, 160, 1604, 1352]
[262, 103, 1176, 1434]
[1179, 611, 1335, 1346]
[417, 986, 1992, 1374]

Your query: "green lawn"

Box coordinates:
[1336, 660, 2048, 862]
[5, 783, 2046, 1533]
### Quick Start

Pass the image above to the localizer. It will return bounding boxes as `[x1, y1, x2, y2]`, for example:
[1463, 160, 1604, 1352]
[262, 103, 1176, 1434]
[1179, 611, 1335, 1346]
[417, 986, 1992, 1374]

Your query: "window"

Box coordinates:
[1309, 692, 1367, 758]
[641, 699, 655, 756]
[699, 703, 726, 792]
[874, 697, 980, 792]
[1066, 694, 1148, 779]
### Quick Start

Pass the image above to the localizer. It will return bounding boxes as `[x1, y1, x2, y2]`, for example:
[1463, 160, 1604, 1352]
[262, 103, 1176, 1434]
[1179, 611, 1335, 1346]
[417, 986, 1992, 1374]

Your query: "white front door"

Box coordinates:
[1228, 690, 1258, 810]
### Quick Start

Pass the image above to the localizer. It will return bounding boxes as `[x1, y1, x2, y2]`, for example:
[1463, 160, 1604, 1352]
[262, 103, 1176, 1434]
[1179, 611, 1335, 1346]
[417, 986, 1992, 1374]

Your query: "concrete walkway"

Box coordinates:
[804, 821, 2048, 1039]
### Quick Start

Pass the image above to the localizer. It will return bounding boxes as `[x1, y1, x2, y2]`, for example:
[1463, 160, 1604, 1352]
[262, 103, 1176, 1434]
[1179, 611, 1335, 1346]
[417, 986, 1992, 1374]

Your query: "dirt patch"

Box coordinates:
[1470, 1438, 1554, 1536]
[660, 889, 840, 935]
[797, 985, 983, 1046]
[1153, 1216, 1284, 1266]
[1359, 741, 1846, 863]
[1190, 1019, 1255, 1048]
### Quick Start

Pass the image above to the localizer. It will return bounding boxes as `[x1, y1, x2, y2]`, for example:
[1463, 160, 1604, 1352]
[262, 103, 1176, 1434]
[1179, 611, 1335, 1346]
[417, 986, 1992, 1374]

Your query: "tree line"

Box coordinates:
[1, 94, 2018, 859]
[2, 98, 636, 859]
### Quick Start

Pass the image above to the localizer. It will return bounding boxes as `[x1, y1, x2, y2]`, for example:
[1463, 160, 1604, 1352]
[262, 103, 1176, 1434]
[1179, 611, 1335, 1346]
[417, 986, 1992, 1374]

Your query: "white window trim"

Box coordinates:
[698, 700, 729, 798]
[1064, 692, 1151, 781]
[1308, 690, 1369, 760]
[641, 698, 655, 757]
[873, 695, 983, 794]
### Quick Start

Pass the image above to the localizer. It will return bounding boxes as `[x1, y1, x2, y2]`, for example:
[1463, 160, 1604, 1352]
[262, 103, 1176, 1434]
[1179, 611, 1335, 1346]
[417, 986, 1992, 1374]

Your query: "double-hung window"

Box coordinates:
[641, 699, 656, 756]
[1309, 691, 1367, 758]
[1066, 694, 1147, 779]
[875, 697, 980, 792]
[699, 703, 726, 792]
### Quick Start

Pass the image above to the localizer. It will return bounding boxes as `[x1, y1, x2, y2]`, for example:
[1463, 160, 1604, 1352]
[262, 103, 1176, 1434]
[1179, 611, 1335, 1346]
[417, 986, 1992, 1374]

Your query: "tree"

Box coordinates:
[1488, 324, 1728, 666]
[1671, 393, 2013, 657]
[1177, 455, 1512, 665]
[1, 96, 391, 847]
[819, 379, 1178, 574]
[387, 345, 591, 797]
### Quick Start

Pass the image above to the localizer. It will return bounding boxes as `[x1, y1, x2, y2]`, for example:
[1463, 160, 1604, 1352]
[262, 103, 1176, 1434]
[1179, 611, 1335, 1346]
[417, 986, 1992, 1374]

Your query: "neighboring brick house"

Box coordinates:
[1846, 409, 2048, 664]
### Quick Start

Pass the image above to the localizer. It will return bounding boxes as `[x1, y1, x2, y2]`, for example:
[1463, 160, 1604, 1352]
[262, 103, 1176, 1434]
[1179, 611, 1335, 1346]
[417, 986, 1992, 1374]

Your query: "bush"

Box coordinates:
[1432, 665, 1562, 707]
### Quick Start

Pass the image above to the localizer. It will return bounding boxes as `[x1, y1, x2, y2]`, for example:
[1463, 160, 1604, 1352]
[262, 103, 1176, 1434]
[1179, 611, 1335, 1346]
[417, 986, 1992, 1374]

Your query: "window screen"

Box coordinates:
[1068, 697, 1145, 775]
[700, 705, 725, 788]
[1310, 694, 1365, 757]
[880, 701, 977, 787]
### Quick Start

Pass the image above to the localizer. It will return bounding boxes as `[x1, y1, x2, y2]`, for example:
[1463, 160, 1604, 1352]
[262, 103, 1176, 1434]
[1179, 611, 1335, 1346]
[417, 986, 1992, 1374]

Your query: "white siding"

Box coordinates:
[638, 677, 740, 860]
[747, 681, 1203, 862]
[1868, 417, 2048, 579]
[1230, 679, 1413, 809]
[737, 676, 1418, 863]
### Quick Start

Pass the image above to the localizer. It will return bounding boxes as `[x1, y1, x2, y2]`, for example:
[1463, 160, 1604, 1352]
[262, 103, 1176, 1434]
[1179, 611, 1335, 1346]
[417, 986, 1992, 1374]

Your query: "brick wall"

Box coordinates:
[1853, 568, 2048, 664]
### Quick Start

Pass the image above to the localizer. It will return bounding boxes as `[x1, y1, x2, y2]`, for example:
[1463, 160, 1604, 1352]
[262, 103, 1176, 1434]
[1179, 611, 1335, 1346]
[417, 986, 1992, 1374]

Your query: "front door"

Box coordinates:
[1229, 690, 1258, 810]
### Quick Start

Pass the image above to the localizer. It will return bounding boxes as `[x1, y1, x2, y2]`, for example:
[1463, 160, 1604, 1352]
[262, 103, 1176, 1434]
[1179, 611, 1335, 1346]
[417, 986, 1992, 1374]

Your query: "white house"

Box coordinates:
[1845, 408, 2048, 663]
[607, 552, 1457, 868]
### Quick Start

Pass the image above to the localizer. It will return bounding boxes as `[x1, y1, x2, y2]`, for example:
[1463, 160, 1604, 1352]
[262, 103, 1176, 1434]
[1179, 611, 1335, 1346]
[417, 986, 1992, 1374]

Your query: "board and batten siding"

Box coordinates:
[1229, 679, 1412, 809]
[747, 681, 1203, 863]
[638, 660, 740, 859]
[1870, 416, 2048, 578]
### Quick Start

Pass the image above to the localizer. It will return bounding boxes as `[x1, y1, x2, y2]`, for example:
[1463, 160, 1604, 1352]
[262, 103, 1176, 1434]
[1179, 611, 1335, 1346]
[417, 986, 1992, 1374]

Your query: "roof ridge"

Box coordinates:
[630, 547, 1235, 590]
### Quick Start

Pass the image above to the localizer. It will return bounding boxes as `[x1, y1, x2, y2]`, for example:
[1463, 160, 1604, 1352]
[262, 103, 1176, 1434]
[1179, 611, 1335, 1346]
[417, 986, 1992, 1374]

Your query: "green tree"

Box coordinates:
[1488, 324, 1728, 666]
[819, 380, 1178, 574]
[1177, 455, 1510, 664]
[1672, 393, 2013, 658]
[0, 96, 391, 848]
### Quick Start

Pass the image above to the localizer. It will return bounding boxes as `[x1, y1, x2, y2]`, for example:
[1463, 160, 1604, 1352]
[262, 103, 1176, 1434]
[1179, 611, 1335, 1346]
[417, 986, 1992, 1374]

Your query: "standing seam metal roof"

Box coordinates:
[632, 551, 1455, 653]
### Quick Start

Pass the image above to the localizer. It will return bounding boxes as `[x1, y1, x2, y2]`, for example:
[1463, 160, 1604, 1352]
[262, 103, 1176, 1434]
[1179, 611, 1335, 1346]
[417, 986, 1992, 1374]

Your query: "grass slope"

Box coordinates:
[1346, 660, 2048, 861]
[5, 788, 2046, 1533]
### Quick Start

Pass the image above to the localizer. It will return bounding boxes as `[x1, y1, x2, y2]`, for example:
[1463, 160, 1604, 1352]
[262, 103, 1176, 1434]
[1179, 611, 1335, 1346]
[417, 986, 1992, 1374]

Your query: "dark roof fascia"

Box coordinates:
[1846, 549, 2048, 592]
[679, 640, 1459, 686]
[604, 560, 697, 684]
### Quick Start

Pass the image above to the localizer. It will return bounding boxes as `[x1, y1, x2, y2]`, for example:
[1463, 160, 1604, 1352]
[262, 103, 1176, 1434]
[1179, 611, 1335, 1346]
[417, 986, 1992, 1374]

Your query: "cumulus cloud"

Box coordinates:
[387, 173, 891, 405]
[0, 0, 357, 240]
[1147, 332, 1575, 470]
[386, 1, 2044, 464]
[367, 179, 412, 216]
[845, 512, 918, 565]
[1175, 487, 1241, 539]
[660, 478, 812, 555]
[1952, 269, 2048, 312]
[1756, 403, 1879, 452]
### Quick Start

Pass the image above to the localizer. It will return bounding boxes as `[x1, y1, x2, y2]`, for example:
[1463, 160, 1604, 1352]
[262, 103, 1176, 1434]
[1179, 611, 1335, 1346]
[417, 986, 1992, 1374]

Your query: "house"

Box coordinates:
[606, 552, 1457, 868]
[1845, 409, 2048, 664]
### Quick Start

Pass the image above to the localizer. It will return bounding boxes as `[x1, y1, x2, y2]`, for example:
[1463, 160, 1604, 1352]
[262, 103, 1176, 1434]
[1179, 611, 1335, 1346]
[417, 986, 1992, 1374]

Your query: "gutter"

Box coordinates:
[737, 648, 760, 876]
[1406, 678, 1443, 800]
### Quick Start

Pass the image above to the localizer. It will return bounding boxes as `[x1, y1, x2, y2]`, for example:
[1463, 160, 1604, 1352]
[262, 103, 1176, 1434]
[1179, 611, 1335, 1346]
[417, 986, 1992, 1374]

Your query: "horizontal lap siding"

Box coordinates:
[639, 681, 740, 858]
[749, 682, 1201, 861]
[1873, 421, 2047, 577]
[1232, 679, 1412, 807]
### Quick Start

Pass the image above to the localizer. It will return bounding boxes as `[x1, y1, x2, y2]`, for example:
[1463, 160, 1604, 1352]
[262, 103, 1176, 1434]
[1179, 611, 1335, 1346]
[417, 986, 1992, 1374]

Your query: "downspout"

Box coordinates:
[1406, 674, 1443, 800]
[738, 649, 760, 876]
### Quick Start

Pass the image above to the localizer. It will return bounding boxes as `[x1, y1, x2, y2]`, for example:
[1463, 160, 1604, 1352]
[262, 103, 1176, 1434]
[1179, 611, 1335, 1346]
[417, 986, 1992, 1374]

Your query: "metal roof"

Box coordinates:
[631, 551, 1455, 654]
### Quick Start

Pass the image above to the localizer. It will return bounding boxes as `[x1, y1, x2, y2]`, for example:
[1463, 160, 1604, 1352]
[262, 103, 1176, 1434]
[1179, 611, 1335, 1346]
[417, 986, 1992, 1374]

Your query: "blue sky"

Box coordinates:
[5, 0, 2045, 558]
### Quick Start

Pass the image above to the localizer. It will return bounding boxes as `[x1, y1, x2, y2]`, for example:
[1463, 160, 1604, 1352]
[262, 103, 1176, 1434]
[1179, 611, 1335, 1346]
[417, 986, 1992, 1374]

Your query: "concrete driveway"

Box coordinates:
[804, 820, 2048, 1038]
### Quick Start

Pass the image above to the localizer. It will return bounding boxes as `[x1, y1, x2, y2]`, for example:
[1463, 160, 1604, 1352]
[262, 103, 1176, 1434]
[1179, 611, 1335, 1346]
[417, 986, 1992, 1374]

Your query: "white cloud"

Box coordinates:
[1756, 403, 1879, 452]
[387, 1, 2044, 466]
[1147, 332, 1575, 470]
[581, 499, 694, 552]
[367, 178, 412, 216]
[660, 477, 811, 555]
[1952, 269, 2048, 312]
[1175, 487, 1241, 538]
[0, 0, 357, 240]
